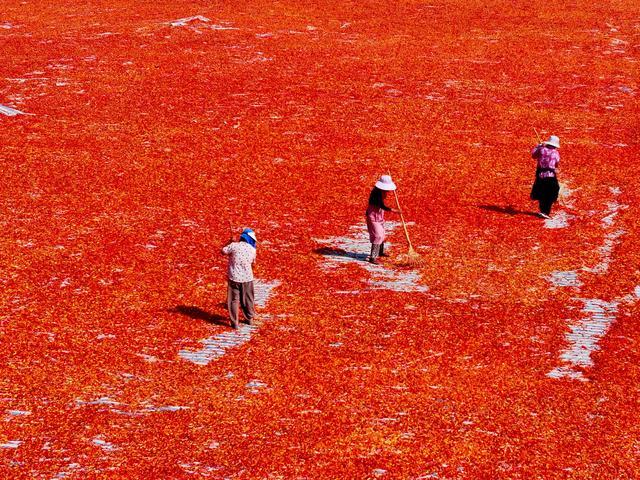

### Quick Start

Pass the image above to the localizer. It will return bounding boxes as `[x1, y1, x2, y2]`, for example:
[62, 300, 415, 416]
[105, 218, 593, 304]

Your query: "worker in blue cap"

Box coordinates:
[221, 228, 257, 329]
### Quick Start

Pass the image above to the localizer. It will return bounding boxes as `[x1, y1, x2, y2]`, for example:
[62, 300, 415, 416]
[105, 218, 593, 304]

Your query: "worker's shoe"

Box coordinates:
[368, 256, 379, 265]
[538, 213, 551, 219]
[369, 244, 381, 263]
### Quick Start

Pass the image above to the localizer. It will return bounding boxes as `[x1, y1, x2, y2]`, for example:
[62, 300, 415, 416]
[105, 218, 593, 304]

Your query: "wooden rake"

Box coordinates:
[388, 172, 424, 267]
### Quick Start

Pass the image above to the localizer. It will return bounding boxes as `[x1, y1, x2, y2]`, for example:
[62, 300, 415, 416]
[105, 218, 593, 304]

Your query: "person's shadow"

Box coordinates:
[169, 305, 228, 326]
[478, 204, 539, 218]
[314, 246, 368, 262]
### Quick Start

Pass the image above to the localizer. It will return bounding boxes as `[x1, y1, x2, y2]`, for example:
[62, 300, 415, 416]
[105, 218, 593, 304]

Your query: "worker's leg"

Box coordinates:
[369, 244, 381, 264]
[227, 280, 241, 329]
[239, 281, 255, 325]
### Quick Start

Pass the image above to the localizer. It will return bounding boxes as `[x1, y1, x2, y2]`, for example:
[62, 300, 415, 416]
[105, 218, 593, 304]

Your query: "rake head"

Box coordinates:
[394, 247, 425, 268]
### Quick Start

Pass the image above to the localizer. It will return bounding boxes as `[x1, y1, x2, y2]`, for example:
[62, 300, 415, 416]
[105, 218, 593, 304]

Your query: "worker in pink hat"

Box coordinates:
[366, 175, 401, 264]
[530, 135, 561, 219]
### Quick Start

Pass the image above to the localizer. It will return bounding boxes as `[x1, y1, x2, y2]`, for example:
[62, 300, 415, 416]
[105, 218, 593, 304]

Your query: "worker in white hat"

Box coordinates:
[222, 228, 257, 329]
[530, 135, 561, 219]
[365, 175, 401, 264]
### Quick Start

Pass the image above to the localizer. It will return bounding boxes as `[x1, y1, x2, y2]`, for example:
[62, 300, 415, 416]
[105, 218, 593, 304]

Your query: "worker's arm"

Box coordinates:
[380, 199, 400, 214]
[221, 242, 233, 255]
[531, 144, 542, 159]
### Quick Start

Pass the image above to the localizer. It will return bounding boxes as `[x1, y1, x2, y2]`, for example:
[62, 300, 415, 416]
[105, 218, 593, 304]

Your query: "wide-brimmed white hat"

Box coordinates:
[375, 175, 396, 191]
[543, 135, 560, 149]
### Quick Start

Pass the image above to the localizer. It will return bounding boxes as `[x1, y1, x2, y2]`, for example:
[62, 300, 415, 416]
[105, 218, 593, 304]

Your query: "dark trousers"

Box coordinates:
[531, 177, 560, 215]
[538, 177, 560, 215]
[227, 280, 255, 329]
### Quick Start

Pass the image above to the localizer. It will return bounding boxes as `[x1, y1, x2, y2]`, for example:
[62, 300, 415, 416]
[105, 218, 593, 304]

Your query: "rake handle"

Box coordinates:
[393, 192, 414, 251]
[533, 127, 542, 145]
[387, 172, 414, 251]
[228, 220, 234, 241]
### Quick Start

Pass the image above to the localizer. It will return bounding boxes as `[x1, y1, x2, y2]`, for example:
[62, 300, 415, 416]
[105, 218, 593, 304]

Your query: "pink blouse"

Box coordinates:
[532, 145, 560, 178]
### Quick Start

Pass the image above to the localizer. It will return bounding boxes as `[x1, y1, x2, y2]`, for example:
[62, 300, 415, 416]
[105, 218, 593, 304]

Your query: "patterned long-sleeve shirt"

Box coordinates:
[221, 241, 256, 283]
[532, 144, 560, 178]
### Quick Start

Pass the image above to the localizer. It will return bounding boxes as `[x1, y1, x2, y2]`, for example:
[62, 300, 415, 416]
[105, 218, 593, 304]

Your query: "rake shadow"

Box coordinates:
[314, 246, 369, 262]
[170, 305, 228, 327]
[478, 204, 540, 218]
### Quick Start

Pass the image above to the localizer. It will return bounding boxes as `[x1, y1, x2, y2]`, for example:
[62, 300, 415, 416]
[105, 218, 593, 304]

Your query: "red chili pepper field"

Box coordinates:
[1, 1, 639, 478]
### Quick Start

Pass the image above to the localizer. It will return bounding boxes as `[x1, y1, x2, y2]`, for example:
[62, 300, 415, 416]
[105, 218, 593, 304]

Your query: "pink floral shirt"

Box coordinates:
[221, 242, 256, 283]
[532, 145, 560, 178]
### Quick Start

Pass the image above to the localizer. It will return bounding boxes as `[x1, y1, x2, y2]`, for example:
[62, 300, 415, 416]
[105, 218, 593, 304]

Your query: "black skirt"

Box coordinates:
[530, 176, 560, 203]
